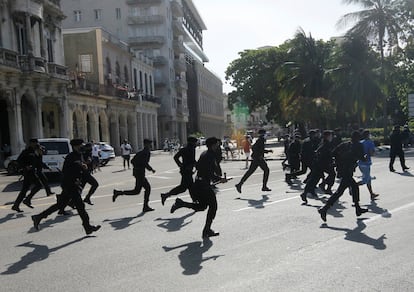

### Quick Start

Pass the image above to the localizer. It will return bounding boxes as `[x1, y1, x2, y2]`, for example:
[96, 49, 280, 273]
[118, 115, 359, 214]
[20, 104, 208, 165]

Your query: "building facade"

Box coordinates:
[0, 0, 69, 156]
[61, 0, 224, 144]
[64, 27, 160, 153]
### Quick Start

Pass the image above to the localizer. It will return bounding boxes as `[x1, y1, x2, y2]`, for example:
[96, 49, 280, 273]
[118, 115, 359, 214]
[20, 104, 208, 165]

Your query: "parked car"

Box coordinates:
[4, 154, 20, 175]
[98, 142, 115, 166]
[4, 138, 72, 175]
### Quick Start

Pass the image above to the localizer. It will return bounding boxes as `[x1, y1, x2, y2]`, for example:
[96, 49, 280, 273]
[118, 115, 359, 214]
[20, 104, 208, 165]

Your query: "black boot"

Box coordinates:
[32, 215, 42, 230]
[170, 198, 183, 213]
[84, 224, 101, 235]
[318, 206, 328, 222]
[112, 190, 122, 202]
[202, 228, 220, 238]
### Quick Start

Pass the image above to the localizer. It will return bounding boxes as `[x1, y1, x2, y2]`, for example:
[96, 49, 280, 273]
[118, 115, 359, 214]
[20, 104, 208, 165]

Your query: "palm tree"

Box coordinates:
[338, 0, 405, 133]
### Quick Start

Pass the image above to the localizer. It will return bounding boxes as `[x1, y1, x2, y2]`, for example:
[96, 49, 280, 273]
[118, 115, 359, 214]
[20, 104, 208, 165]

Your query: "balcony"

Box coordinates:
[0, 48, 19, 71]
[152, 56, 168, 66]
[43, 0, 65, 18]
[127, 15, 164, 25]
[128, 36, 166, 47]
[141, 93, 161, 104]
[19, 55, 47, 73]
[171, 0, 183, 17]
[11, 0, 42, 18]
[47, 63, 69, 80]
[174, 58, 186, 72]
[126, 0, 162, 4]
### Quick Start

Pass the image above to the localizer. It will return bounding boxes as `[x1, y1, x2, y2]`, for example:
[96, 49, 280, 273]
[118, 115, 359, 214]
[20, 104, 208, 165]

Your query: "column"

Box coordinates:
[13, 93, 25, 152]
[60, 97, 69, 138]
[128, 112, 138, 151]
[154, 113, 159, 149]
[39, 20, 46, 59]
[25, 13, 34, 55]
[36, 95, 43, 138]
[137, 112, 143, 150]
[110, 112, 120, 154]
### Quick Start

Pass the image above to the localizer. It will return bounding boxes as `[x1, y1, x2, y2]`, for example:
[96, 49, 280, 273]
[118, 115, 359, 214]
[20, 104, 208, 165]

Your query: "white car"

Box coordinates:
[98, 142, 115, 166]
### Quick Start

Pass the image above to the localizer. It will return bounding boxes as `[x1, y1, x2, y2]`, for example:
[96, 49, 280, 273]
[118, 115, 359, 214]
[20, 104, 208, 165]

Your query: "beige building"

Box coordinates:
[61, 0, 224, 144]
[0, 0, 69, 156]
[63, 27, 160, 153]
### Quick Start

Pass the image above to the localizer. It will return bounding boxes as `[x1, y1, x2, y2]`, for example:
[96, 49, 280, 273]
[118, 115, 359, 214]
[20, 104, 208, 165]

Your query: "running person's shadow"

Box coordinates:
[321, 219, 387, 250]
[162, 238, 224, 275]
[1, 237, 90, 274]
[155, 211, 195, 232]
[236, 195, 269, 209]
[103, 213, 144, 230]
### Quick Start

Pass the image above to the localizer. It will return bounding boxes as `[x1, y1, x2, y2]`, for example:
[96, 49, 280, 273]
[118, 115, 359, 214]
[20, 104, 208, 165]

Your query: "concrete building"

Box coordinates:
[61, 0, 224, 144]
[0, 0, 69, 157]
[63, 27, 160, 153]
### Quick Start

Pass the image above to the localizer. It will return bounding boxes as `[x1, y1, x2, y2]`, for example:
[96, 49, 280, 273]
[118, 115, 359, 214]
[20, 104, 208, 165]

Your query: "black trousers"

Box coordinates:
[324, 171, 360, 208]
[37, 186, 91, 228]
[239, 158, 269, 187]
[13, 171, 42, 207]
[181, 180, 217, 232]
[82, 172, 99, 199]
[122, 175, 151, 206]
[167, 171, 193, 197]
[389, 150, 407, 170]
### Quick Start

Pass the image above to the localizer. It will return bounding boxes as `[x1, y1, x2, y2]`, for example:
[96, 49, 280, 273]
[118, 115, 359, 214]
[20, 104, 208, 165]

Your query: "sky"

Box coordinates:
[192, 0, 361, 92]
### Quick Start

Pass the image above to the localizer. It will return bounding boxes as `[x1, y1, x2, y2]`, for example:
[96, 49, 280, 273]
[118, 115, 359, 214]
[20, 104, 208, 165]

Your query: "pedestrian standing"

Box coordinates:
[235, 129, 273, 194]
[31, 139, 101, 235]
[389, 125, 410, 172]
[112, 139, 156, 212]
[170, 137, 229, 238]
[91, 141, 100, 172]
[11, 138, 44, 212]
[242, 134, 252, 169]
[358, 130, 379, 200]
[317, 131, 369, 222]
[161, 136, 198, 205]
[121, 139, 132, 170]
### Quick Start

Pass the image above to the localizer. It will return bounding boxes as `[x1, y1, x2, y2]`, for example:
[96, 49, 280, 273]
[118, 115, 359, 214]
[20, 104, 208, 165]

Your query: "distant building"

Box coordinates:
[0, 0, 69, 154]
[61, 0, 224, 143]
[63, 27, 160, 152]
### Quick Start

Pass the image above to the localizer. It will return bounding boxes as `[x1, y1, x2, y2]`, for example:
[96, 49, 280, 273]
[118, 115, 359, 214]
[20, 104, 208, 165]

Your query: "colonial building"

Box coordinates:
[60, 0, 224, 144]
[63, 27, 160, 153]
[0, 0, 69, 156]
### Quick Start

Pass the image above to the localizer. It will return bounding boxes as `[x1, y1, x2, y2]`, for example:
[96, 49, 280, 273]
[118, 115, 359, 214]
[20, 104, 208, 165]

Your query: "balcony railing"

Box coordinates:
[12, 0, 42, 18]
[19, 55, 47, 73]
[126, 0, 162, 4]
[152, 56, 167, 66]
[128, 36, 166, 47]
[127, 15, 164, 25]
[48, 63, 69, 80]
[0, 48, 19, 70]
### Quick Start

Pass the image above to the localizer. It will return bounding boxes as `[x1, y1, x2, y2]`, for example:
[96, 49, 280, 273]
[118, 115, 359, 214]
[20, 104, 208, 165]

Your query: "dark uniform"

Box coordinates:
[235, 129, 273, 193]
[112, 139, 155, 212]
[286, 130, 318, 184]
[161, 137, 197, 205]
[389, 126, 409, 172]
[317, 131, 369, 222]
[81, 143, 99, 205]
[31, 139, 101, 235]
[287, 135, 301, 173]
[300, 131, 335, 203]
[170, 137, 225, 238]
[12, 139, 44, 212]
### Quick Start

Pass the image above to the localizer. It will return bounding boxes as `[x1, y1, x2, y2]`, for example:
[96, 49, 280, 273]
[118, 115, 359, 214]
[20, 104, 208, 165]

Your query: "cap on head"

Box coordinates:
[70, 138, 84, 146]
[29, 138, 38, 143]
[143, 139, 152, 145]
[258, 129, 266, 135]
[323, 130, 333, 137]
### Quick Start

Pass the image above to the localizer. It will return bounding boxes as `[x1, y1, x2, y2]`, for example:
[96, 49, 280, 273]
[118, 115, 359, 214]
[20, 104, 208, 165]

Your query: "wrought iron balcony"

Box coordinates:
[128, 36, 166, 47]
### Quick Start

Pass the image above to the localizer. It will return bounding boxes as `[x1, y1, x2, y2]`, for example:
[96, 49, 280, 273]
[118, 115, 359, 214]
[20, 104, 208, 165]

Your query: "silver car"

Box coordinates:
[98, 142, 115, 166]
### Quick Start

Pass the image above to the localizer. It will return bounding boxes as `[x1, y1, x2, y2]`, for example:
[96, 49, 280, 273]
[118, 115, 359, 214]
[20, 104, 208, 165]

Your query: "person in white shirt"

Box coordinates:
[121, 139, 132, 170]
[91, 141, 100, 172]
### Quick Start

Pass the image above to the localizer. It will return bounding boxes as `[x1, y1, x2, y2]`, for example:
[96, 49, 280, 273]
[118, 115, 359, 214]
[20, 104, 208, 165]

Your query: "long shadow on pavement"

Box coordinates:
[27, 211, 74, 233]
[103, 212, 144, 231]
[0, 212, 25, 224]
[235, 194, 270, 209]
[162, 238, 224, 275]
[155, 211, 195, 232]
[1, 237, 93, 275]
[321, 219, 387, 250]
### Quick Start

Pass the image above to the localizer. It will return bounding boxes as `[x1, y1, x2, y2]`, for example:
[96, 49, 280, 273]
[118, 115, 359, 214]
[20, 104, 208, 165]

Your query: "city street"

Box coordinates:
[1, 144, 413, 291]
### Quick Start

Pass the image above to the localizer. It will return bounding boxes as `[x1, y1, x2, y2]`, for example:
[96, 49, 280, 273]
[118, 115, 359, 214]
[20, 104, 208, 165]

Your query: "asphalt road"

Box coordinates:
[0, 145, 413, 291]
